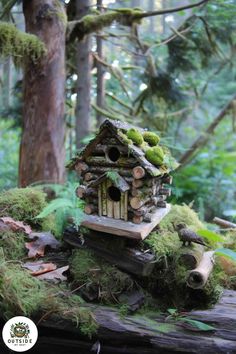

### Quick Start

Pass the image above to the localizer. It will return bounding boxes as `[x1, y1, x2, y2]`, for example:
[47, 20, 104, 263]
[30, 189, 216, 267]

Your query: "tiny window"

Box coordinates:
[107, 146, 120, 162]
[108, 186, 121, 202]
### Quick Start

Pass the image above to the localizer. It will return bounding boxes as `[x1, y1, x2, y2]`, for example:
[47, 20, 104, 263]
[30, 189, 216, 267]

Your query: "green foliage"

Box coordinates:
[197, 229, 224, 243]
[70, 249, 135, 304]
[145, 146, 164, 166]
[167, 309, 215, 331]
[0, 21, 46, 66]
[36, 183, 85, 235]
[0, 120, 19, 189]
[143, 131, 160, 146]
[215, 248, 236, 263]
[126, 128, 144, 146]
[0, 187, 47, 227]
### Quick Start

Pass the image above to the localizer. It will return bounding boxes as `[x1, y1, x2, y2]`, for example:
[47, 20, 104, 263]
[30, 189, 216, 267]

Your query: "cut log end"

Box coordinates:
[132, 166, 145, 180]
[187, 251, 214, 289]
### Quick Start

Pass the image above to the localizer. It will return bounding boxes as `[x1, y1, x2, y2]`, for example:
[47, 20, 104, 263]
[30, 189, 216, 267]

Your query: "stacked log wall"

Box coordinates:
[74, 135, 172, 221]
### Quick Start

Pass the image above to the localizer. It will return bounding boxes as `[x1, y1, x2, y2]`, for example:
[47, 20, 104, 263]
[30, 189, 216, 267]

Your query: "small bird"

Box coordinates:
[175, 223, 208, 247]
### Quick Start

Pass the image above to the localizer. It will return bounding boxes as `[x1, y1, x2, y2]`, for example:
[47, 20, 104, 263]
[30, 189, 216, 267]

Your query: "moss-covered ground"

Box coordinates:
[0, 188, 235, 337]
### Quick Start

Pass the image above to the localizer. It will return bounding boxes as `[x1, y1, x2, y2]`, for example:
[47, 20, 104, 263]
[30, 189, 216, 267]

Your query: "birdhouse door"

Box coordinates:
[98, 180, 128, 221]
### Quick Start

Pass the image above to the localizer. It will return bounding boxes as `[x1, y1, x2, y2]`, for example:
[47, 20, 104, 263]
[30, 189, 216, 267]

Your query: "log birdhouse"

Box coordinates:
[68, 120, 177, 240]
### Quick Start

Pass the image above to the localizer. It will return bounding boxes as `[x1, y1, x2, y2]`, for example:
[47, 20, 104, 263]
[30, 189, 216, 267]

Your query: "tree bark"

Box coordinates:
[75, 0, 92, 149]
[96, 0, 105, 128]
[19, 0, 66, 187]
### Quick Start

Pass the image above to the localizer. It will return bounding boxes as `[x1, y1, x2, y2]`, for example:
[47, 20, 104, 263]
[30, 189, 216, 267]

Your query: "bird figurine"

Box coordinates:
[174, 223, 208, 247]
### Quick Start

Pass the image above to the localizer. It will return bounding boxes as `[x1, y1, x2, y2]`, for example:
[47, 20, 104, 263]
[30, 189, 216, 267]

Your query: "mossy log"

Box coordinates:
[22, 290, 236, 354]
[85, 156, 137, 168]
[187, 251, 215, 289]
[178, 243, 205, 269]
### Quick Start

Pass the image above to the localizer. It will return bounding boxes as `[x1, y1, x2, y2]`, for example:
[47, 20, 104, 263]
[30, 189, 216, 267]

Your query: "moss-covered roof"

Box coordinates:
[67, 119, 179, 176]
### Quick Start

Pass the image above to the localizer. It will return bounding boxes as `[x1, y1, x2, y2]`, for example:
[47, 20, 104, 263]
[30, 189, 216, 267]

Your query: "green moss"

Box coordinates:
[0, 22, 46, 66]
[118, 131, 133, 145]
[70, 249, 135, 304]
[145, 146, 164, 166]
[143, 132, 160, 146]
[160, 204, 204, 233]
[0, 230, 26, 261]
[139, 141, 150, 152]
[127, 128, 144, 146]
[0, 262, 97, 336]
[0, 188, 48, 227]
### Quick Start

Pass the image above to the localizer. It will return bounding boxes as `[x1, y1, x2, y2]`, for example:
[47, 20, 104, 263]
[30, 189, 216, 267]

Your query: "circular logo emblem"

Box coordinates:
[2, 316, 38, 352]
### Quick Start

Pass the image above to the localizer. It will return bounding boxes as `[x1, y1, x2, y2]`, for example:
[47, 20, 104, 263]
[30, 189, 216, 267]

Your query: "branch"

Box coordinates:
[213, 217, 236, 229]
[0, 0, 17, 20]
[67, 0, 210, 41]
[178, 94, 236, 169]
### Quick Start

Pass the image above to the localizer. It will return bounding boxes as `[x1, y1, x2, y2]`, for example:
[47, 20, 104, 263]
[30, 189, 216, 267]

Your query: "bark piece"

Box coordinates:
[213, 217, 236, 229]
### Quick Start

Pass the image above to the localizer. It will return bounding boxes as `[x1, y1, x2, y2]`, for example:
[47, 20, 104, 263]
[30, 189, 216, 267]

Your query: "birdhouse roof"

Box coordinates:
[67, 119, 178, 176]
[88, 172, 130, 192]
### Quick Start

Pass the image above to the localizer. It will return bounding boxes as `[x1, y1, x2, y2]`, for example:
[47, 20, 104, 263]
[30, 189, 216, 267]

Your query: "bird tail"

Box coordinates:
[195, 240, 210, 248]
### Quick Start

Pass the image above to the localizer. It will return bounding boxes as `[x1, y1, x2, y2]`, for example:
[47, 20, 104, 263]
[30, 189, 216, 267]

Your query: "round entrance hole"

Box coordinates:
[108, 186, 121, 202]
[107, 146, 121, 162]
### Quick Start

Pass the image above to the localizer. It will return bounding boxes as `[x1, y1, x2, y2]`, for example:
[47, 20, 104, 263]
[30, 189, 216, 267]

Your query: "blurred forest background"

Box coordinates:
[0, 0, 235, 222]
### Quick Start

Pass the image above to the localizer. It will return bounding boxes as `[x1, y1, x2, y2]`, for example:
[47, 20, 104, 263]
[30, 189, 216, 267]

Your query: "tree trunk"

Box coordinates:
[75, 0, 92, 149]
[96, 0, 105, 128]
[19, 0, 66, 187]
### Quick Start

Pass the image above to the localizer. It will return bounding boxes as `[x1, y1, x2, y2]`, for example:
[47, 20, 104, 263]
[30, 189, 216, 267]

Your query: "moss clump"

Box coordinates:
[0, 263, 49, 318]
[143, 132, 160, 146]
[127, 128, 144, 146]
[0, 188, 47, 227]
[0, 21, 46, 65]
[0, 230, 26, 261]
[0, 262, 97, 336]
[145, 146, 164, 166]
[118, 131, 133, 145]
[70, 249, 135, 304]
[160, 204, 204, 233]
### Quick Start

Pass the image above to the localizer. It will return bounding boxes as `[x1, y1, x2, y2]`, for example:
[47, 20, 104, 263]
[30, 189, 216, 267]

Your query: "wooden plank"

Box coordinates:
[106, 180, 113, 218]
[120, 193, 125, 220]
[102, 181, 107, 216]
[98, 185, 102, 216]
[81, 204, 171, 239]
[124, 191, 128, 221]
[113, 201, 120, 219]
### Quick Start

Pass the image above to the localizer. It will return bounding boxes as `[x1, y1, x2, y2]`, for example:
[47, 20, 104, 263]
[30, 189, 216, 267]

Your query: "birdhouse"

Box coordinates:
[68, 120, 177, 240]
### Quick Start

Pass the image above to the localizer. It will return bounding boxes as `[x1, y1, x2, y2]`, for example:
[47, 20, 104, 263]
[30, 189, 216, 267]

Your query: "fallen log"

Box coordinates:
[213, 217, 236, 229]
[21, 289, 236, 354]
[187, 251, 214, 289]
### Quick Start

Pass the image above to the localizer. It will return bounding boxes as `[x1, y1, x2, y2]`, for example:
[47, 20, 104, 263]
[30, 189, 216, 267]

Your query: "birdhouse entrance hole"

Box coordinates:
[107, 146, 120, 162]
[108, 186, 121, 202]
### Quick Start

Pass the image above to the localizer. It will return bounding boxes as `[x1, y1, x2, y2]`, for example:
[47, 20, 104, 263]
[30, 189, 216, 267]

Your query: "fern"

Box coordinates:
[36, 183, 85, 235]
